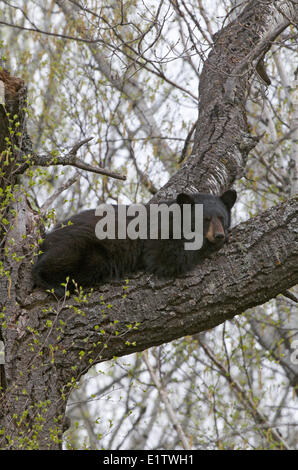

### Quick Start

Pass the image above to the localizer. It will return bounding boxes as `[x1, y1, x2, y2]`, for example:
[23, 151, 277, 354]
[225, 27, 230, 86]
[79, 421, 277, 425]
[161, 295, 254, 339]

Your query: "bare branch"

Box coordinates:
[143, 350, 191, 450]
[16, 137, 127, 181]
[197, 336, 292, 450]
[40, 172, 80, 213]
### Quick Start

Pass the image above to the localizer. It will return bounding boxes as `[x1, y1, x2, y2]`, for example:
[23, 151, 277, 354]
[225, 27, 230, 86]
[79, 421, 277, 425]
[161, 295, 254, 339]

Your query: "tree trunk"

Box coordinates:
[0, 0, 297, 449]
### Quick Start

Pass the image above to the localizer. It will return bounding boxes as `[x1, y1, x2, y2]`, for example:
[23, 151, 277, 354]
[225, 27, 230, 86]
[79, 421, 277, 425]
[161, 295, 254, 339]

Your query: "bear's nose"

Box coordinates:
[215, 233, 225, 240]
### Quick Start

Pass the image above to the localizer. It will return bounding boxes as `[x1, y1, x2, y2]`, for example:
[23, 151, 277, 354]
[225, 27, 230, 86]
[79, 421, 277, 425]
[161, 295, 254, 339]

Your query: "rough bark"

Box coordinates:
[0, 0, 297, 450]
[20, 197, 298, 365]
[157, 0, 297, 199]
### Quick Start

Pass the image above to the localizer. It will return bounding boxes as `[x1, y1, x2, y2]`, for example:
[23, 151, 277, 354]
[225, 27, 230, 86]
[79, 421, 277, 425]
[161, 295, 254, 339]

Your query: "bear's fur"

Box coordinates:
[32, 190, 236, 297]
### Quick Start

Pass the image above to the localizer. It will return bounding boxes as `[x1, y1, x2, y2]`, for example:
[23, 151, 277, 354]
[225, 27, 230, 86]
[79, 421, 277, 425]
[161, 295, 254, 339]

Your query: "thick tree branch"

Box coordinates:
[1, 195, 296, 448]
[22, 197, 297, 369]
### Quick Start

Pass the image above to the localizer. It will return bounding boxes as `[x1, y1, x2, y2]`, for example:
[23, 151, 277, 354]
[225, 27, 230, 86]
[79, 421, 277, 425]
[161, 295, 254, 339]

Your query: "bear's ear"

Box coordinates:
[176, 193, 195, 205]
[221, 189, 237, 210]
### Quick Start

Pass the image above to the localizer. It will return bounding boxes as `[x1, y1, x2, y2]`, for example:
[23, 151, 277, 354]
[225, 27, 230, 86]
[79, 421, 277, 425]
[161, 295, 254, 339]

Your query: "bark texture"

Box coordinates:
[156, 0, 296, 199]
[23, 197, 298, 364]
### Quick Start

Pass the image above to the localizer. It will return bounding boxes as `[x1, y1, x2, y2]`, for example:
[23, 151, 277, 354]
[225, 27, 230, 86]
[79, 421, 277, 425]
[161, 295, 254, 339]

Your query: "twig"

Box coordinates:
[128, 140, 158, 195]
[143, 350, 192, 450]
[198, 337, 292, 450]
[0, 20, 104, 44]
[178, 120, 197, 163]
[280, 290, 298, 303]
[40, 171, 80, 213]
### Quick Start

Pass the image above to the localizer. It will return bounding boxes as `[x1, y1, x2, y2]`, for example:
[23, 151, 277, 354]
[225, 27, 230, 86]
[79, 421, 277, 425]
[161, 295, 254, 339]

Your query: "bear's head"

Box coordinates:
[176, 190, 237, 249]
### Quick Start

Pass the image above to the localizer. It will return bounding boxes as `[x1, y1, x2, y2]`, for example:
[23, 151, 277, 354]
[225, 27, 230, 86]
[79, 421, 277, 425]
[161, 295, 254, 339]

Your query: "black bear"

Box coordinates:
[142, 190, 236, 277]
[32, 190, 236, 297]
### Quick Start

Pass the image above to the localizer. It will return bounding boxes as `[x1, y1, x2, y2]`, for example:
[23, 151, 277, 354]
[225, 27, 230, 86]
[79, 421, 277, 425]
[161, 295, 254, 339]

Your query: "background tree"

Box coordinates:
[0, 0, 297, 450]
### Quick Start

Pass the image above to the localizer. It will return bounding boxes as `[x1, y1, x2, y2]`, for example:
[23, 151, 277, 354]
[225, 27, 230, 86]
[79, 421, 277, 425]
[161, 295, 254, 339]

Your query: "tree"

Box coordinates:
[0, 0, 297, 450]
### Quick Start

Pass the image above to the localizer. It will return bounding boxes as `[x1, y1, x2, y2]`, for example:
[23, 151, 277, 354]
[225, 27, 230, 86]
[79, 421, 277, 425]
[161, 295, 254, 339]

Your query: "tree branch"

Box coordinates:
[156, 0, 298, 199]
[143, 350, 191, 450]
[197, 336, 292, 449]
[15, 137, 127, 181]
[25, 197, 297, 370]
